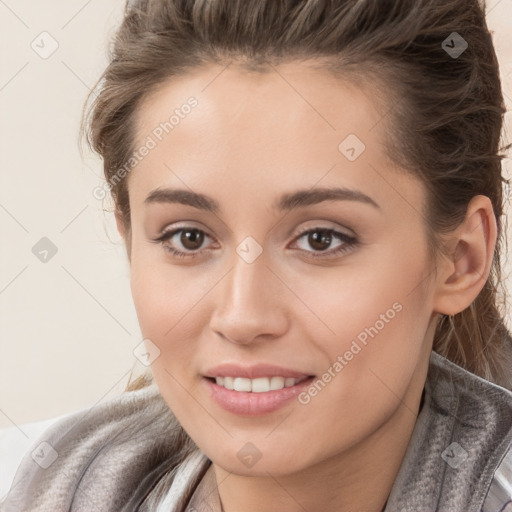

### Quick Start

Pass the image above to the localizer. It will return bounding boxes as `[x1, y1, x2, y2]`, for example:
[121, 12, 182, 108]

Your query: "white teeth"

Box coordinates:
[284, 378, 296, 387]
[252, 377, 270, 393]
[270, 376, 284, 390]
[233, 377, 252, 392]
[213, 376, 303, 392]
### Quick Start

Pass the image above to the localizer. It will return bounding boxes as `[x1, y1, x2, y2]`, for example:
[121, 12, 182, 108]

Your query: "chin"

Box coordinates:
[206, 444, 312, 477]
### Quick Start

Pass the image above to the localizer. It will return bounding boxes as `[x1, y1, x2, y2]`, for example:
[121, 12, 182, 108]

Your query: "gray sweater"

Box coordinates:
[2, 351, 511, 511]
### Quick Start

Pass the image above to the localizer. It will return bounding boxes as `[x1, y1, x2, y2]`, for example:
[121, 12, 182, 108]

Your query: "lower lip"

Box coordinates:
[203, 377, 315, 416]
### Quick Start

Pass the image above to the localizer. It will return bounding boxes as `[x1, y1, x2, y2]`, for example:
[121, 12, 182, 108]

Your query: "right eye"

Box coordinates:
[153, 227, 216, 259]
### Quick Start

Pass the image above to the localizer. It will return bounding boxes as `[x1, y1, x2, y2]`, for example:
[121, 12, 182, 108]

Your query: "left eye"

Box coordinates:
[290, 228, 357, 259]
[153, 226, 358, 260]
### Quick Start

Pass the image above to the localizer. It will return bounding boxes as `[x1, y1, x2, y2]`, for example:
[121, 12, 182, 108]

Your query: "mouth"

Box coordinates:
[205, 375, 311, 392]
[203, 374, 316, 416]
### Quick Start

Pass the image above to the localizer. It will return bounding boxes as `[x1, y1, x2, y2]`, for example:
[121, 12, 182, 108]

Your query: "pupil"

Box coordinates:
[309, 230, 331, 251]
[181, 229, 203, 250]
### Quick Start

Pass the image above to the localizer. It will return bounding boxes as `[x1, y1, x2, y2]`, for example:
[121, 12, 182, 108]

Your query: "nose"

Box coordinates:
[209, 247, 289, 346]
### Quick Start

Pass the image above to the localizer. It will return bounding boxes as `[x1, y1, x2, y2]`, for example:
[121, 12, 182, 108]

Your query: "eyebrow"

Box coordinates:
[144, 186, 380, 213]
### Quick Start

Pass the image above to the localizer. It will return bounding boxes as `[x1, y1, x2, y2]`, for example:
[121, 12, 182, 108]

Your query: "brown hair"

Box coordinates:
[83, 0, 512, 390]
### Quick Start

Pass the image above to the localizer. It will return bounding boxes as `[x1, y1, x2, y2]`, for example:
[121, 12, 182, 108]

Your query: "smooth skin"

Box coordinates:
[116, 61, 497, 512]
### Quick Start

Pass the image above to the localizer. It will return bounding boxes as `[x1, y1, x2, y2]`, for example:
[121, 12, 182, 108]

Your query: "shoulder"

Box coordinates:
[482, 446, 512, 512]
[1, 383, 190, 511]
[428, 350, 512, 438]
[428, 351, 512, 511]
[386, 351, 512, 511]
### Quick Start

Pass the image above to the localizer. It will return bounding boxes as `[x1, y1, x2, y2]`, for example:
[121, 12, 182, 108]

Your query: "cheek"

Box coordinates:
[297, 240, 432, 398]
[128, 248, 225, 410]
[289, 239, 429, 351]
[129, 258, 195, 371]
[129, 263, 206, 416]
[129, 240, 210, 336]
[282, 264, 432, 467]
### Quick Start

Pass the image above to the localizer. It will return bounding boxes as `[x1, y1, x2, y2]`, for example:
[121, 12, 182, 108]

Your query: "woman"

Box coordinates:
[2, 0, 512, 510]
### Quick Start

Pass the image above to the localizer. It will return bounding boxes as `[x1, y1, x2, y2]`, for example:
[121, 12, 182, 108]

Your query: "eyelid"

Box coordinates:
[291, 222, 355, 240]
[156, 221, 351, 241]
[155, 224, 216, 247]
[289, 226, 358, 257]
[153, 221, 358, 259]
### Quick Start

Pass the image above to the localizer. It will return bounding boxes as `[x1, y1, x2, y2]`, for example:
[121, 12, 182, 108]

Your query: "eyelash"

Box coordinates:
[153, 225, 358, 261]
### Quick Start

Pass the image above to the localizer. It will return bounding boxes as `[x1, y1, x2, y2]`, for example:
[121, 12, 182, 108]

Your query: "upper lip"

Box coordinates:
[204, 363, 313, 379]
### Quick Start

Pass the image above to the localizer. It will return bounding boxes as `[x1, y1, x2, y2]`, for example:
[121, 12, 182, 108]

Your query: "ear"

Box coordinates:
[432, 195, 497, 316]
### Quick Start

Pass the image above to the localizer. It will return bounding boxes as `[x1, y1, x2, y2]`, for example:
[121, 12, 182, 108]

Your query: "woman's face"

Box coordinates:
[125, 61, 440, 476]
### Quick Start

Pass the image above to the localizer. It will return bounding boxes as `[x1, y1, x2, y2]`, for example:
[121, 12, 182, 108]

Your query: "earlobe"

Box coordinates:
[432, 195, 497, 316]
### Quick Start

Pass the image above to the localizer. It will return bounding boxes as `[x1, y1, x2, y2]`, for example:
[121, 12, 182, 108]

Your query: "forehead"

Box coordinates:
[129, 60, 424, 217]
[134, 60, 385, 150]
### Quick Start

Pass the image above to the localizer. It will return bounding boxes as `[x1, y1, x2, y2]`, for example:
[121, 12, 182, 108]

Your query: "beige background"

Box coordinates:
[0, 0, 511, 431]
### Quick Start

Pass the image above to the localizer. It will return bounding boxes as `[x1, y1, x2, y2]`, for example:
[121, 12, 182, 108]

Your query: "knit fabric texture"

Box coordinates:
[1, 351, 511, 512]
